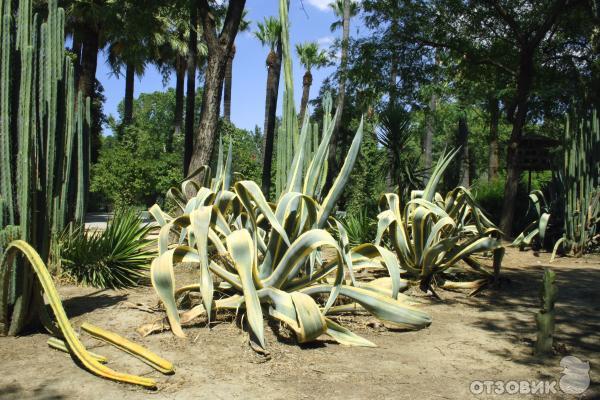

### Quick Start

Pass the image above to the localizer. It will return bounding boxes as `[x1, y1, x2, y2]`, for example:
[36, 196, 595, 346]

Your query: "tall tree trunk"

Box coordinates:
[457, 114, 470, 187]
[488, 96, 500, 180]
[188, 0, 246, 179]
[261, 44, 282, 199]
[325, 0, 351, 191]
[500, 50, 534, 236]
[223, 44, 235, 121]
[298, 70, 312, 124]
[423, 93, 436, 171]
[123, 62, 135, 126]
[170, 55, 185, 153]
[184, 0, 198, 176]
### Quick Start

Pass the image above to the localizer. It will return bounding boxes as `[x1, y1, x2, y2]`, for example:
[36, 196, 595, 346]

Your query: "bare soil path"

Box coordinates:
[1, 248, 598, 399]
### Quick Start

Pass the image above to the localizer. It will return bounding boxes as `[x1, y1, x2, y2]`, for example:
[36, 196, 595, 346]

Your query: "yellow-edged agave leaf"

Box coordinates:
[325, 318, 376, 347]
[443, 236, 502, 267]
[190, 207, 215, 320]
[290, 292, 327, 343]
[150, 252, 185, 338]
[350, 244, 402, 299]
[1, 241, 157, 388]
[226, 229, 266, 349]
[422, 148, 459, 201]
[301, 284, 432, 330]
[234, 180, 290, 246]
[265, 229, 342, 288]
[81, 322, 174, 375]
[148, 204, 170, 227]
[317, 118, 364, 228]
[303, 106, 339, 198]
[47, 337, 108, 363]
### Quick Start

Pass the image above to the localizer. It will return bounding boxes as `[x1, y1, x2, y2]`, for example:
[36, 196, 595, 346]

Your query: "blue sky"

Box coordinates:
[97, 0, 364, 134]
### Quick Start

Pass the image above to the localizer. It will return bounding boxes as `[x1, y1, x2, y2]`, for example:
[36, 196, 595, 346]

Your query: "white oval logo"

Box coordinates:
[559, 356, 590, 395]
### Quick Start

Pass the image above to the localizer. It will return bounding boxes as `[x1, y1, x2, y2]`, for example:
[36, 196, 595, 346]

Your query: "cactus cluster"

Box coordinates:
[0, 0, 90, 335]
[552, 109, 600, 259]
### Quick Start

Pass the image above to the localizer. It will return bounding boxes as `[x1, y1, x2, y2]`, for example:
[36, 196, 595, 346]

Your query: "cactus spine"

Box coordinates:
[0, 0, 90, 335]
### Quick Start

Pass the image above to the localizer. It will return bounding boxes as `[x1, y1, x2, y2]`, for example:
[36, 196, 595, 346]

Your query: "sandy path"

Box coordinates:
[0, 248, 598, 399]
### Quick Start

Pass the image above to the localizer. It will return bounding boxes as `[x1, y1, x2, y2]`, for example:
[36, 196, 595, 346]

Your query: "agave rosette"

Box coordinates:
[141, 87, 431, 350]
[376, 150, 504, 294]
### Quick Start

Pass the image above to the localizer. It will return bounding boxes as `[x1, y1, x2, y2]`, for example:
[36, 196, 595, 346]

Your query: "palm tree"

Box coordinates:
[105, 3, 163, 127]
[223, 9, 250, 122]
[326, 0, 356, 191]
[295, 42, 328, 123]
[328, 0, 359, 32]
[254, 17, 282, 199]
[154, 5, 190, 152]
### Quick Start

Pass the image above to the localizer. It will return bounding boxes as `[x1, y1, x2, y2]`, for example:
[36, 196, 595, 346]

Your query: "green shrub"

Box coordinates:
[57, 209, 155, 289]
[339, 208, 376, 247]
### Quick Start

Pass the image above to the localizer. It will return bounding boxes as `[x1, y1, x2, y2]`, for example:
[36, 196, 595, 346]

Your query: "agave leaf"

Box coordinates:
[422, 148, 459, 202]
[317, 118, 364, 228]
[150, 252, 185, 338]
[290, 291, 328, 342]
[226, 229, 266, 349]
[350, 244, 402, 299]
[235, 180, 290, 246]
[324, 318, 376, 347]
[190, 207, 215, 321]
[539, 212, 550, 244]
[303, 106, 340, 197]
[443, 236, 501, 267]
[265, 229, 342, 288]
[301, 284, 432, 330]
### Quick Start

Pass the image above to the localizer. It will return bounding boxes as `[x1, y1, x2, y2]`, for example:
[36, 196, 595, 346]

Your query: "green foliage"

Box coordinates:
[344, 121, 386, 214]
[339, 208, 376, 248]
[91, 90, 184, 208]
[57, 209, 155, 289]
[91, 127, 183, 208]
[215, 120, 263, 184]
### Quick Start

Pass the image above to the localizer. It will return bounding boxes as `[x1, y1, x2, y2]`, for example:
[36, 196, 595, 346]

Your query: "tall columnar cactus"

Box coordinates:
[552, 109, 600, 260]
[0, 0, 90, 335]
[535, 268, 557, 356]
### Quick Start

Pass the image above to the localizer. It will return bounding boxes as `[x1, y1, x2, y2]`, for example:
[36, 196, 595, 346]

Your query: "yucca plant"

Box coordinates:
[376, 149, 504, 296]
[57, 209, 155, 289]
[139, 0, 431, 350]
[339, 208, 376, 248]
[511, 190, 551, 250]
[552, 109, 600, 260]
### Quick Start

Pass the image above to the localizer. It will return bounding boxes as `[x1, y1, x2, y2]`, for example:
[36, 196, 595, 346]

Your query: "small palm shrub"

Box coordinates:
[57, 209, 155, 289]
[376, 150, 504, 295]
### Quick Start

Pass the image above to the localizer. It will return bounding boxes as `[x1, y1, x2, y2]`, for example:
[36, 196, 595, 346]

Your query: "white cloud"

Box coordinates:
[306, 0, 331, 11]
[317, 36, 334, 48]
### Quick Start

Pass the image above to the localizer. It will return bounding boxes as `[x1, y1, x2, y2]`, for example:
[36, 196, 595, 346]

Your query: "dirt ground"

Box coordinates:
[0, 247, 599, 400]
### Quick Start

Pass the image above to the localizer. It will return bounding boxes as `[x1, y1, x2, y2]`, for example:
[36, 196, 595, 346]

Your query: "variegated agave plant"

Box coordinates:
[140, 96, 431, 350]
[511, 190, 551, 250]
[376, 150, 505, 296]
